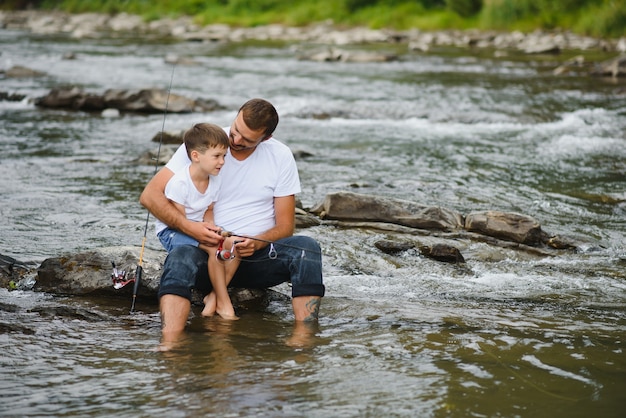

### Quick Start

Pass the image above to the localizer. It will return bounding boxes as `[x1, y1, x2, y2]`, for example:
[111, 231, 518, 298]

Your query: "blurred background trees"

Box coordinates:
[2, 0, 624, 38]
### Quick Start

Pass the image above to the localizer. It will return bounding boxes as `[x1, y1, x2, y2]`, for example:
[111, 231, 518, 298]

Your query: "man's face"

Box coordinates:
[229, 112, 267, 152]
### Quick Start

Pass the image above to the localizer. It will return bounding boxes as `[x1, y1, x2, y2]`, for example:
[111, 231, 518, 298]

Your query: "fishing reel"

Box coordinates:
[111, 261, 134, 289]
[216, 239, 242, 261]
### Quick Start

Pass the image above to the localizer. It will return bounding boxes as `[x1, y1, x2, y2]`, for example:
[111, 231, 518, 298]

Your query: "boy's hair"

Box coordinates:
[183, 123, 229, 159]
[238, 98, 279, 139]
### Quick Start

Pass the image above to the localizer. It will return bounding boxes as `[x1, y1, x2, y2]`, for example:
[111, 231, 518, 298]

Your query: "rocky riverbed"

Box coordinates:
[1, 189, 588, 299]
[2, 10, 626, 84]
[2, 10, 626, 56]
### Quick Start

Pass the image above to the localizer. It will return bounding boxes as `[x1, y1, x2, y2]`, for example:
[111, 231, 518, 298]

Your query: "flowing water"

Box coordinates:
[1, 27, 625, 417]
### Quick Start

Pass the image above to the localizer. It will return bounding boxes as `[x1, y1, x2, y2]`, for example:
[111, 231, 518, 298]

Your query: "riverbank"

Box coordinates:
[1, 10, 625, 56]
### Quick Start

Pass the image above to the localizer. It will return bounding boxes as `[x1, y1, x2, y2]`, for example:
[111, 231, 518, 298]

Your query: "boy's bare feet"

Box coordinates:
[216, 306, 239, 320]
[201, 292, 216, 317]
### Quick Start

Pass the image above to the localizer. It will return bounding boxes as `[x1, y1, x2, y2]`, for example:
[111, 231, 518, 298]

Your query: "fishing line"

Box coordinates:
[216, 254, 322, 265]
[219, 229, 322, 255]
[129, 63, 176, 313]
[212, 229, 323, 265]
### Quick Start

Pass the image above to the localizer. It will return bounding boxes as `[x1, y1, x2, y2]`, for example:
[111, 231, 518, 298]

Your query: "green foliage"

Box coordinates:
[480, 0, 532, 28]
[278, 2, 348, 26]
[446, 0, 482, 17]
[345, 0, 379, 12]
[2, 0, 46, 8]
[479, 0, 624, 36]
[2, 0, 623, 37]
[225, 0, 283, 13]
[576, 0, 626, 38]
[343, 0, 446, 13]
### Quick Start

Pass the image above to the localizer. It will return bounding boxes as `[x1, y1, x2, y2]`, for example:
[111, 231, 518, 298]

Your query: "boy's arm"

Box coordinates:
[139, 167, 220, 245]
[202, 203, 216, 225]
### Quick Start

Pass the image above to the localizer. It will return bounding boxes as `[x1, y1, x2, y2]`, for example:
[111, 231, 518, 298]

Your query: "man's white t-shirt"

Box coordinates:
[163, 129, 301, 236]
[154, 163, 222, 235]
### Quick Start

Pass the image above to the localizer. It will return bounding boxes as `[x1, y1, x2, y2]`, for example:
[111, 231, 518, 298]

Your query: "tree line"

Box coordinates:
[3, 0, 625, 38]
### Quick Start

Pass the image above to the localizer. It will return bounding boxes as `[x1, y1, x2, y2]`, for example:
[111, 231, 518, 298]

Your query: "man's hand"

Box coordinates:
[186, 221, 222, 247]
[234, 238, 257, 258]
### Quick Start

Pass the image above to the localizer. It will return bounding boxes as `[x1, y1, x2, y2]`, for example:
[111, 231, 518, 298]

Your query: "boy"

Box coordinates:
[155, 123, 239, 320]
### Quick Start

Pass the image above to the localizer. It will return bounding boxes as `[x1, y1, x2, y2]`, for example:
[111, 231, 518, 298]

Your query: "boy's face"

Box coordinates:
[193, 145, 227, 176]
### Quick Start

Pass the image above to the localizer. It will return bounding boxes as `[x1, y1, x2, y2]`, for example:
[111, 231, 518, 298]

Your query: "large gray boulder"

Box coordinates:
[592, 54, 626, 78]
[465, 210, 543, 245]
[311, 191, 464, 231]
[35, 87, 225, 113]
[33, 246, 275, 307]
[36, 246, 164, 297]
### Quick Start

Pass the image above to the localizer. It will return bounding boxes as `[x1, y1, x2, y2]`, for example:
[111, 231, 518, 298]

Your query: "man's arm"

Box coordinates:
[235, 195, 296, 257]
[139, 167, 220, 245]
[269, 194, 297, 240]
[170, 200, 187, 218]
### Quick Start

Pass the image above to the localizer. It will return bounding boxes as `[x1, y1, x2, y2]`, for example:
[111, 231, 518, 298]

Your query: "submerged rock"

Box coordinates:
[465, 210, 543, 245]
[2, 189, 588, 295]
[592, 54, 626, 78]
[311, 191, 464, 231]
[374, 239, 415, 255]
[35, 87, 226, 114]
[3, 65, 46, 78]
[418, 243, 465, 263]
[0, 254, 37, 289]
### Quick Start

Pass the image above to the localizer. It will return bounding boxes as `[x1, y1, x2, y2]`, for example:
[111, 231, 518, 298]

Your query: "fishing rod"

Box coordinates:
[130, 64, 176, 313]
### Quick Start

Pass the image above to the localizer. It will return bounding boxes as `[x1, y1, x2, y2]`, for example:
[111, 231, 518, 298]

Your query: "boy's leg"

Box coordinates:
[208, 252, 237, 319]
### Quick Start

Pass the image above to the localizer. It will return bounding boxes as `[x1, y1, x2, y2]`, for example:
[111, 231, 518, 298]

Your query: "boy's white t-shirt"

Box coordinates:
[154, 163, 222, 235]
[163, 129, 300, 236]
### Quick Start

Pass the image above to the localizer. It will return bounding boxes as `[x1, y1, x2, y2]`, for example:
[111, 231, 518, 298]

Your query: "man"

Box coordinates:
[140, 98, 325, 342]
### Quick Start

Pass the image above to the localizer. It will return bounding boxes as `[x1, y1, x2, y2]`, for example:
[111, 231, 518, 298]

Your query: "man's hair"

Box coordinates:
[238, 98, 279, 139]
[183, 123, 229, 159]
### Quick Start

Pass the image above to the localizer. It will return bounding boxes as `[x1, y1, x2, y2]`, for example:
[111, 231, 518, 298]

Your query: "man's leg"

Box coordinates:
[159, 294, 191, 349]
[292, 296, 321, 322]
[160, 294, 191, 334]
[158, 245, 210, 336]
[230, 236, 325, 319]
[286, 315, 321, 348]
[286, 237, 324, 320]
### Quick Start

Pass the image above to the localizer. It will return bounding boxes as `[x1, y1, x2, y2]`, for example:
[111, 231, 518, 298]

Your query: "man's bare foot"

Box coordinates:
[285, 321, 318, 348]
[202, 292, 217, 317]
[156, 329, 186, 352]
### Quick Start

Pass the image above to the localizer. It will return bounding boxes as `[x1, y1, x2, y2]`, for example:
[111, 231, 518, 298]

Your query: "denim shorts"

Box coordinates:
[158, 235, 325, 300]
[157, 227, 199, 253]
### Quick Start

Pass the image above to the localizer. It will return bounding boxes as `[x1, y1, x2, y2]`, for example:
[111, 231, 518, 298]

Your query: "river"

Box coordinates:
[1, 26, 625, 417]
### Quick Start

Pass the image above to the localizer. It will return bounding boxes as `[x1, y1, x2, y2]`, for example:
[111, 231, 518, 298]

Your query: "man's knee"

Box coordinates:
[158, 245, 208, 300]
[288, 236, 325, 298]
[288, 235, 321, 253]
